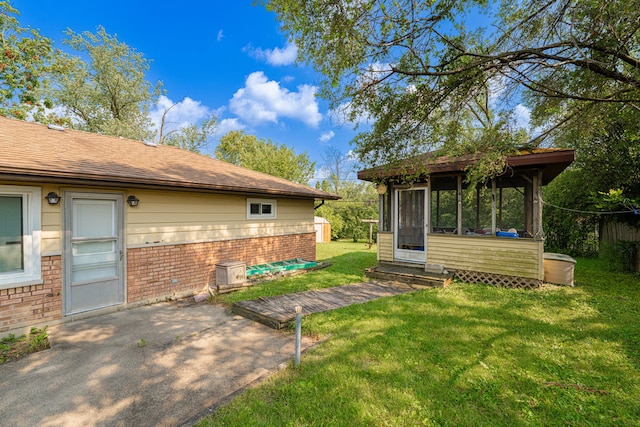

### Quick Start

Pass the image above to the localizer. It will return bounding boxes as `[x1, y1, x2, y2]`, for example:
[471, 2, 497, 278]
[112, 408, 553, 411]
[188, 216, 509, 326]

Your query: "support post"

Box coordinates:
[457, 176, 463, 235]
[533, 170, 543, 239]
[294, 305, 302, 366]
[491, 178, 497, 235]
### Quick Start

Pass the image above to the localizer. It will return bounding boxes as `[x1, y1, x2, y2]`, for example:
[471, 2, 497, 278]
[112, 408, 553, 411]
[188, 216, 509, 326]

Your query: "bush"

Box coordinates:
[600, 241, 640, 273]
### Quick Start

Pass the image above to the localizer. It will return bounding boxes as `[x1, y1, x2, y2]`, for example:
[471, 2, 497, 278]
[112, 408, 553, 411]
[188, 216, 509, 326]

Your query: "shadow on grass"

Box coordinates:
[208, 261, 640, 426]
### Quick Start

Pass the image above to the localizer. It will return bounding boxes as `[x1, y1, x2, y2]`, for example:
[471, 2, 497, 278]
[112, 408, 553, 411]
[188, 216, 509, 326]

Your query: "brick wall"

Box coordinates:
[0, 233, 315, 333]
[0, 255, 63, 334]
[127, 233, 316, 303]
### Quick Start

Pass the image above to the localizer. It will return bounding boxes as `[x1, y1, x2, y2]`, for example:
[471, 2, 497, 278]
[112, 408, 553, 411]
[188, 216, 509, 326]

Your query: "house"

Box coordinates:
[358, 148, 575, 288]
[0, 116, 338, 335]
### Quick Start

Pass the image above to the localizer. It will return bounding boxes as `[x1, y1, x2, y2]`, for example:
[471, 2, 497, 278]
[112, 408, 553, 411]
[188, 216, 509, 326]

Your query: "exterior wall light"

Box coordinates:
[127, 195, 140, 207]
[376, 184, 387, 195]
[46, 192, 61, 205]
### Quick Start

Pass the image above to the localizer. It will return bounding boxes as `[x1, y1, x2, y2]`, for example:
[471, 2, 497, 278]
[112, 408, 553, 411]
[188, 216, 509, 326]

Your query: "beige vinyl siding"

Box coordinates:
[377, 232, 394, 262]
[427, 234, 544, 280]
[41, 185, 62, 253]
[126, 190, 314, 247]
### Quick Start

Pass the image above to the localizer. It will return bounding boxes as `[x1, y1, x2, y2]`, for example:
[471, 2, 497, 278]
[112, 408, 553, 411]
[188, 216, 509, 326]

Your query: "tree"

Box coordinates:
[215, 130, 315, 184]
[543, 105, 640, 257]
[49, 26, 160, 141]
[0, 2, 53, 120]
[265, 0, 640, 173]
[316, 148, 379, 241]
[321, 146, 357, 194]
[157, 103, 218, 153]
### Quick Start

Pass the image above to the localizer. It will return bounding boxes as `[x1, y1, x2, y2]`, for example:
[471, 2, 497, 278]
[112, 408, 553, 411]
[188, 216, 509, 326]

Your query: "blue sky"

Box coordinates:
[13, 0, 361, 180]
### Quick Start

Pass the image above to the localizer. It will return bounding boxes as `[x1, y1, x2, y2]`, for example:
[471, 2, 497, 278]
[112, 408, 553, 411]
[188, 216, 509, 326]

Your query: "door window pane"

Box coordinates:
[73, 200, 116, 238]
[71, 241, 117, 282]
[0, 196, 23, 273]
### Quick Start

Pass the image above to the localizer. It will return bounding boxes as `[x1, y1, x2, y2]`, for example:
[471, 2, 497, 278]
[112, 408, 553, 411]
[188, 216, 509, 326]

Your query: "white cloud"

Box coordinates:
[513, 104, 531, 129]
[319, 130, 335, 142]
[217, 118, 245, 135]
[246, 42, 298, 66]
[229, 71, 322, 127]
[216, 30, 224, 42]
[149, 95, 212, 137]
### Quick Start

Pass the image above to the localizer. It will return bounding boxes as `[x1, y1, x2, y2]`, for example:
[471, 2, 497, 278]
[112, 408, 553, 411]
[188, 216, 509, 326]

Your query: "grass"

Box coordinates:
[0, 327, 50, 364]
[200, 241, 640, 426]
[212, 240, 378, 305]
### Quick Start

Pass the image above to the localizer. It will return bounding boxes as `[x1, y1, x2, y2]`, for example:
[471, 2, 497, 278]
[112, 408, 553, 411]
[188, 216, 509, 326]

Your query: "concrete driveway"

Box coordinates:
[0, 300, 313, 426]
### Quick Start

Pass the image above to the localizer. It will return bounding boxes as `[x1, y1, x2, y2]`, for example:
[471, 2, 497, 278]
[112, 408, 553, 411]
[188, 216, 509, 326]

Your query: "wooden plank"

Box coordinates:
[231, 282, 418, 329]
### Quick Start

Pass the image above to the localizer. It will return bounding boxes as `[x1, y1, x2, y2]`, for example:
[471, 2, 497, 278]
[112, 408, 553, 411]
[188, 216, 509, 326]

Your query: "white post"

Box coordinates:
[294, 305, 302, 366]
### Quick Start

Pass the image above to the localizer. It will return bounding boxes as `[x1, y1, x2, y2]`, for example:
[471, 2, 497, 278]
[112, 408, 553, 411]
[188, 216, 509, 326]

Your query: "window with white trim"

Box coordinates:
[0, 186, 41, 289]
[247, 198, 277, 219]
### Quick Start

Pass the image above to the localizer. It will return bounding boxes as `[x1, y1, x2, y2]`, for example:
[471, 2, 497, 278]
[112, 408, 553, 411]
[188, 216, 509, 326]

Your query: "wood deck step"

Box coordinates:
[365, 264, 453, 288]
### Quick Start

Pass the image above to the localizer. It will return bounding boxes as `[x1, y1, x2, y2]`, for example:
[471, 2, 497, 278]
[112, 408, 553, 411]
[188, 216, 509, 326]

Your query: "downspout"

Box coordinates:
[314, 200, 325, 210]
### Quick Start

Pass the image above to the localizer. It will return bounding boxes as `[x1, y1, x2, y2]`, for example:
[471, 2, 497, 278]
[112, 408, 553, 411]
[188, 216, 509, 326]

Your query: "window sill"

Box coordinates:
[0, 277, 44, 291]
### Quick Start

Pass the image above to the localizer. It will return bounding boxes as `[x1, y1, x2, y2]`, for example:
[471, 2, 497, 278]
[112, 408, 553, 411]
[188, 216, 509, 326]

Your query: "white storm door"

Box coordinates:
[394, 188, 428, 263]
[64, 193, 124, 315]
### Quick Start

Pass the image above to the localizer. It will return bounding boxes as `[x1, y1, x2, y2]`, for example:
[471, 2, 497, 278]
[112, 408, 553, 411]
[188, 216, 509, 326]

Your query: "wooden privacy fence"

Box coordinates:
[600, 221, 640, 244]
[600, 220, 640, 272]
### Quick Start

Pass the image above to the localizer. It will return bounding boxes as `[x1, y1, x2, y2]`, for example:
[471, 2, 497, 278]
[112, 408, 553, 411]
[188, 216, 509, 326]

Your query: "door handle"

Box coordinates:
[120, 250, 123, 261]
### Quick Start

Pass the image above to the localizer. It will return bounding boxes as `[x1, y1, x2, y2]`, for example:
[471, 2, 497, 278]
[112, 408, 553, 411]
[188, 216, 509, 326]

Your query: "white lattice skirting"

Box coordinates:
[454, 270, 542, 289]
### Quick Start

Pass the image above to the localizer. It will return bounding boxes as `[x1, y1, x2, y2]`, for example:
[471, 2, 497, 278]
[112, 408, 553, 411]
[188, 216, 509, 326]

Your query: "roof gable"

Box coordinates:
[0, 117, 339, 200]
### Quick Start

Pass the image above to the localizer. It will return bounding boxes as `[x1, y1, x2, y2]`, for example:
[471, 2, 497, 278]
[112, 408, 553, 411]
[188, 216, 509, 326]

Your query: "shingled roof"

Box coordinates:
[0, 116, 339, 200]
[358, 148, 575, 186]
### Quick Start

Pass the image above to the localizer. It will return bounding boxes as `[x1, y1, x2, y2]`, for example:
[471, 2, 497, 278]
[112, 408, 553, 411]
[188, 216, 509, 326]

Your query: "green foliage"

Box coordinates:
[601, 241, 640, 274]
[0, 1, 54, 120]
[201, 248, 640, 426]
[338, 202, 377, 242]
[542, 169, 599, 257]
[315, 180, 378, 241]
[215, 130, 315, 184]
[265, 0, 640, 182]
[556, 104, 640, 223]
[0, 327, 50, 364]
[48, 26, 160, 141]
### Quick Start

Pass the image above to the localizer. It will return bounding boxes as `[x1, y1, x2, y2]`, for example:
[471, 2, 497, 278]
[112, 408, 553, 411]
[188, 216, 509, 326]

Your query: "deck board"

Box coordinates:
[232, 281, 420, 329]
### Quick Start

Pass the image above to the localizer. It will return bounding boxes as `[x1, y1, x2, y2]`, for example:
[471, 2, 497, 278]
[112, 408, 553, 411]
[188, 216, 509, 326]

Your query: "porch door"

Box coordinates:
[394, 188, 428, 263]
[64, 193, 124, 315]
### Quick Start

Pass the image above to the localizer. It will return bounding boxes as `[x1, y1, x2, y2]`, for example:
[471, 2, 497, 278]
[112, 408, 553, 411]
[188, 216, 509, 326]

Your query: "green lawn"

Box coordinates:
[202, 242, 640, 426]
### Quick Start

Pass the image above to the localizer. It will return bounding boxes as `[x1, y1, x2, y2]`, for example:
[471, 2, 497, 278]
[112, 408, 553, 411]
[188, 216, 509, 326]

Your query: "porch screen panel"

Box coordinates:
[397, 190, 424, 250]
[0, 196, 24, 273]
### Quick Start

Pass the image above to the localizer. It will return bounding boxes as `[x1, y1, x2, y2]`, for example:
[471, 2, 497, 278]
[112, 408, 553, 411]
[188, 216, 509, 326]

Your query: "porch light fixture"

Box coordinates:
[127, 195, 140, 207]
[376, 184, 387, 195]
[46, 192, 61, 205]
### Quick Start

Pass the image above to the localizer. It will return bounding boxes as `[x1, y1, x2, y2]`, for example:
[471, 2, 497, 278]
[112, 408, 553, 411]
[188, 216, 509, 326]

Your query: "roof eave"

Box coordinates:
[0, 170, 341, 200]
[358, 149, 575, 182]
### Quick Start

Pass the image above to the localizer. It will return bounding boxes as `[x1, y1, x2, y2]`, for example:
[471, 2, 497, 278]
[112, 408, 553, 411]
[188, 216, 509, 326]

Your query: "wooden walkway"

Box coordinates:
[231, 281, 426, 329]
